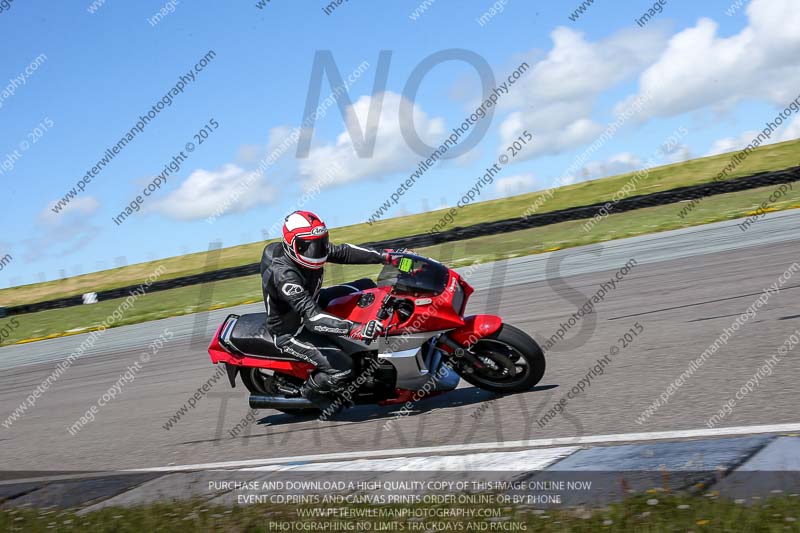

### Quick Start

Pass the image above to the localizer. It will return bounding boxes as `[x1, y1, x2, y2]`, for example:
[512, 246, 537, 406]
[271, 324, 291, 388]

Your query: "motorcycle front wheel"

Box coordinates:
[451, 324, 545, 393]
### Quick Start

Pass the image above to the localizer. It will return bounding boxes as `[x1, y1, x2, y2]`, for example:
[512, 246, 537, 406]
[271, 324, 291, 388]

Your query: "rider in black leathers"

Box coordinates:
[261, 210, 401, 408]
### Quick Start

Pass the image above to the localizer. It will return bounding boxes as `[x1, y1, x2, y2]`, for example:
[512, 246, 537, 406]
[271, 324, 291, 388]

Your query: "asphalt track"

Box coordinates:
[1, 210, 799, 473]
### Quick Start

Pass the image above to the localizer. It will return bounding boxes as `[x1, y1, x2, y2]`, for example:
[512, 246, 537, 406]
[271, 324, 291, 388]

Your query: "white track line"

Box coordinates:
[238, 447, 579, 472]
[130, 422, 800, 473]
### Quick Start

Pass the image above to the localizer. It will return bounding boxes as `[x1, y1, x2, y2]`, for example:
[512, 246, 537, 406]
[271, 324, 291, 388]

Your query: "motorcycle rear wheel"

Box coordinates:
[453, 324, 545, 393]
[240, 368, 321, 417]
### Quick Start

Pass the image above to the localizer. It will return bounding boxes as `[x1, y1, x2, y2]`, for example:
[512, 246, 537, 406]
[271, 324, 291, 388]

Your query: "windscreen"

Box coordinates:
[377, 254, 450, 296]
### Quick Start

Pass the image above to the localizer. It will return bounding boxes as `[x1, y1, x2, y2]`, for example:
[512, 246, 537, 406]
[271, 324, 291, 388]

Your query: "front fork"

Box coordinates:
[437, 314, 504, 370]
[437, 334, 486, 371]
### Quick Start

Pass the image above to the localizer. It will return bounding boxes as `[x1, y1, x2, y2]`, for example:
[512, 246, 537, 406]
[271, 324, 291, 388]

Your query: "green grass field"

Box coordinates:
[1, 494, 798, 532]
[2, 179, 798, 346]
[2, 137, 798, 308]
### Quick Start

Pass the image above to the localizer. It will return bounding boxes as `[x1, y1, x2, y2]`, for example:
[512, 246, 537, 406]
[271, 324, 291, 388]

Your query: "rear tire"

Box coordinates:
[240, 368, 321, 417]
[453, 324, 545, 393]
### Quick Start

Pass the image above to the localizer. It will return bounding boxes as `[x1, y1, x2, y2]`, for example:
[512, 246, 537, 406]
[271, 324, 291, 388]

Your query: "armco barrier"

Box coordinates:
[6, 165, 800, 317]
[5, 263, 260, 316]
[371, 165, 800, 249]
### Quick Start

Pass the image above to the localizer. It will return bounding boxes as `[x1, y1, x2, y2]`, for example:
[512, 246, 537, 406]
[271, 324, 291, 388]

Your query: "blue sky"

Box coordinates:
[1, 0, 799, 287]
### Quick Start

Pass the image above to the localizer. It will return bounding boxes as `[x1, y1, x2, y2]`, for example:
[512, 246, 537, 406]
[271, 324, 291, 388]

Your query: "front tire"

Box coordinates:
[240, 368, 321, 417]
[452, 324, 545, 393]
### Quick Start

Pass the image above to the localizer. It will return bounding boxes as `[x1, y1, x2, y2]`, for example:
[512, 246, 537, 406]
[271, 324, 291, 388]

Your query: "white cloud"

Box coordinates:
[619, 0, 800, 121]
[235, 143, 263, 165]
[500, 110, 602, 160]
[145, 91, 442, 223]
[704, 114, 800, 157]
[40, 196, 99, 226]
[498, 25, 668, 160]
[580, 152, 642, 180]
[705, 130, 759, 156]
[662, 143, 693, 164]
[152, 164, 276, 221]
[495, 174, 537, 197]
[236, 125, 297, 166]
[558, 175, 579, 186]
[155, 123, 304, 222]
[553, 153, 643, 186]
[777, 114, 800, 142]
[298, 91, 445, 187]
[24, 197, 102, 262]
[552, 148, 684, 186]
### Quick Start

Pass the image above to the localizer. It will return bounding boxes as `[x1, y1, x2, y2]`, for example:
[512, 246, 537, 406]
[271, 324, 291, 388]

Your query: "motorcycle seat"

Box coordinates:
[227, 313, 289, 359]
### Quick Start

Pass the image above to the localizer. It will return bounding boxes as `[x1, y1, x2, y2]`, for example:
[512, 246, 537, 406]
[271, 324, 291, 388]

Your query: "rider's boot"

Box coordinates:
[301, 371, 351, 416]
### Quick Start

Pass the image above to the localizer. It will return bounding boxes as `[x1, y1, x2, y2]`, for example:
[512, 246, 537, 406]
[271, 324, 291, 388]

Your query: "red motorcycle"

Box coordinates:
[208, 253, 545, 415]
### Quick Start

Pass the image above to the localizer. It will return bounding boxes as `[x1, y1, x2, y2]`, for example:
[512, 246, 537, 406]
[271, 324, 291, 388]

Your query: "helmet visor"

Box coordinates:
[295, 235, 329, 264]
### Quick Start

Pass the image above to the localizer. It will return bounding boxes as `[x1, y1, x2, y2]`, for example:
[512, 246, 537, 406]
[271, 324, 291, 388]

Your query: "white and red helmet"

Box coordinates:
[282, 210, 329, 269]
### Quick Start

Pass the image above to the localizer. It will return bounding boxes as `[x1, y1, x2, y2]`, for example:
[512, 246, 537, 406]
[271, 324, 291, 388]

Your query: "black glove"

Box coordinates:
[349, 320, 384, 343]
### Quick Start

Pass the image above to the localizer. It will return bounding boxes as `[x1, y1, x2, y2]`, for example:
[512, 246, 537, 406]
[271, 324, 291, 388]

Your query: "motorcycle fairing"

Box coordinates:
[448, 314, 503, 346]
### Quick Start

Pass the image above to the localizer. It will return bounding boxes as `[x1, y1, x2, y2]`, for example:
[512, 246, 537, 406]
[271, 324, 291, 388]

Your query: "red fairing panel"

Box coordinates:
[457, 273, 475, 299]
[324, 287, 391, 323]
[325, 272, 475, 335]
[208, 322, 226, 364]
[234, 357, 314, 380]
[207, 321, 314, 380]
[210, 350, 314, 380]
[393, 272, 468, 333]
[378, 388, 446, 405]
[449, 315, 503, 346]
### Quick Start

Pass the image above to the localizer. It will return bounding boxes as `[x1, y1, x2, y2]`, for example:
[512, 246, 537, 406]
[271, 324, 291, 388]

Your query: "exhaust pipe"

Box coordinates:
[249, 395, 317, 410]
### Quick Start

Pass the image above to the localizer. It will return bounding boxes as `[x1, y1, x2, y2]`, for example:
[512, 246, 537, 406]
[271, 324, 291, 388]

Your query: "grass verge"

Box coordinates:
[1, 494, 798, 532]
